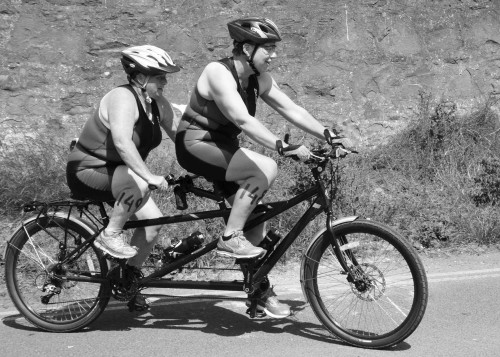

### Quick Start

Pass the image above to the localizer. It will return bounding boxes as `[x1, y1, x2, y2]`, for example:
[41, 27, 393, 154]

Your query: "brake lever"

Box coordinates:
[310, 152, 326, 160]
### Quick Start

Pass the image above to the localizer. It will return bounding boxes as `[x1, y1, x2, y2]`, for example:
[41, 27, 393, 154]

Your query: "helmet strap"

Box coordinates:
[131, 76, 152, 104]
[246, 45, 260, 76]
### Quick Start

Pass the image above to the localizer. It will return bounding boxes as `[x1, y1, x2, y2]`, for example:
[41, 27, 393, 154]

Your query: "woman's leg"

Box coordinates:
[224, 195, 267, 246]
[176, 133, 276, 257]
[224, 148, 278, 236]
[95, 165, 155, 259]
[108, 165, 151, 231]
[224, 149, 289, 317]
[217, 148, 277, 258]
[126, 197, 163, 267]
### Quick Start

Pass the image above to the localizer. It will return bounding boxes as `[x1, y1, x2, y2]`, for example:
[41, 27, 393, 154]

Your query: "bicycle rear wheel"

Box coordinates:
[301, 219, 428, 348]
[4, 214, 110, 332]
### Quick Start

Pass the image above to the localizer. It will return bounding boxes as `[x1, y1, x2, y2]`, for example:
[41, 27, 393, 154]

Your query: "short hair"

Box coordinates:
[231, 41, 256, 56]
[232, 41, 245, 56]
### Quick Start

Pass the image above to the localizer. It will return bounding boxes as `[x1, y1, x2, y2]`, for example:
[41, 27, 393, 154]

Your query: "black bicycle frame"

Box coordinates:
[136, 185, 325, 291]
[50, 162, 352, 292]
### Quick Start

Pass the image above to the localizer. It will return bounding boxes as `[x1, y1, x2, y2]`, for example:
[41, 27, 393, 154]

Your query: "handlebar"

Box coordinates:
[278, 129, 357, 164]
[304, 143, 357, 165]
[148, 173, 198, 191]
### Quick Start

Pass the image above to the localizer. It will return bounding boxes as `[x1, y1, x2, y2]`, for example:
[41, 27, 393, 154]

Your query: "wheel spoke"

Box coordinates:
[302, 220, 427, 348]
[4, 217, 109, 332]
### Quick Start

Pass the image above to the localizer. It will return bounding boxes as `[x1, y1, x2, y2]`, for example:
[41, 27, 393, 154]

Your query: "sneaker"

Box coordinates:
[217, 231, 266, 259]
[246, 286, 291, 318]
[94, 230, 138, 259]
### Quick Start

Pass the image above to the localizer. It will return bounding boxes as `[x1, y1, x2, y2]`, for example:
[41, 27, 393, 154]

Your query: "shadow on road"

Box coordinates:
[99, 298, 344, 343]
[2, 297, 411, 351]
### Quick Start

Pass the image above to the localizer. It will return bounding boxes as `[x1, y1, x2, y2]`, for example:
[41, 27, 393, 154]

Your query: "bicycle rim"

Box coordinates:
[302, 220, 428, 348]
[4, 215, 110, 332]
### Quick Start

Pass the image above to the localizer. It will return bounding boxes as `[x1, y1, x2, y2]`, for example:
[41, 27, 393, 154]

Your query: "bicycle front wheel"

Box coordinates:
[301, 219, 428, 348]
[4, 214, 110, 332]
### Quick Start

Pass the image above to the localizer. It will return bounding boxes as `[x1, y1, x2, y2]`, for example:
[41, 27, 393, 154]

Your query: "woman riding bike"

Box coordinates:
[175, 17, 352, 318]
[66, 45, 180, 310]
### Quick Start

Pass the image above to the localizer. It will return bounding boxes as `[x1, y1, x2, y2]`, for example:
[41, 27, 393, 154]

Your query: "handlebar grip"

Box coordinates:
[324, 129, 332, 145]
[174, 186, 188, 210]
[276, 140, 284, 155]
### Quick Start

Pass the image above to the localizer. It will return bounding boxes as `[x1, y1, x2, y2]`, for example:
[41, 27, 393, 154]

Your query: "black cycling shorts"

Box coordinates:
[66, 166, 116, 202]
[175, 128, 240, 198]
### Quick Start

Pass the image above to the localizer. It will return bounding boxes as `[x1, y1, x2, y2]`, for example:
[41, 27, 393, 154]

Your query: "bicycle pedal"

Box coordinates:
[245, 307, 266, 318]
[245, 298, 265, 318]
[127, 297, 150, 312]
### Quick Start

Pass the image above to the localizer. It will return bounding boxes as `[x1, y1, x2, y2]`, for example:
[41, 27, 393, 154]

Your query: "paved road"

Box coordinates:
[1, 251, 499, 357]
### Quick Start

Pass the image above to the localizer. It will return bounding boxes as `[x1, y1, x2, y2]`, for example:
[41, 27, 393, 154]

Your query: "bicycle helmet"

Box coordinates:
[227, 17, 282, 44]
[121, 45, 180, 76]
[227, 18, 282, 76]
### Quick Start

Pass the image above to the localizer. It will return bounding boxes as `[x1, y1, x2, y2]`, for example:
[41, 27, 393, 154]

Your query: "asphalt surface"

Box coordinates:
[1, 250, 500, 357]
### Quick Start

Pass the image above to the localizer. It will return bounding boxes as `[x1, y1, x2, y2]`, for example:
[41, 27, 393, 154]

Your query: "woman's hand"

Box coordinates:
[276, 140, 311, 161]
[147, 175, 169, 191]
[283, 144, 311, 161]
[325, 129, 355, 150]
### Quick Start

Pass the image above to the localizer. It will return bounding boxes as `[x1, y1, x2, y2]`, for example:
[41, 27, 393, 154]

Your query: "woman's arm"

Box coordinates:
[105, 88, 157, 184]
[259, 74, 331, 141]
[200, 62, 281, 151]
[156, 96, 179, 141]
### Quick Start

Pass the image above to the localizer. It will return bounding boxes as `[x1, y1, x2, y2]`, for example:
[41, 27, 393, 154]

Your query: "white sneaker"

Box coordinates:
[94, 230, 137, 259]
[246, 286, 291, 318]
[217, 231, 265, 259]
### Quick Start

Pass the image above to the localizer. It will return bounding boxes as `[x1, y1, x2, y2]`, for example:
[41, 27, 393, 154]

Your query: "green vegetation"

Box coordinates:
[335, 93, 500, 249]
[1, 93, 500, 258]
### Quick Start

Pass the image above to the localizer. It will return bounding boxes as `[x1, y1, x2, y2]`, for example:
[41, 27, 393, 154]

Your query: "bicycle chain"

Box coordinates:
[106, 257, 144, 301]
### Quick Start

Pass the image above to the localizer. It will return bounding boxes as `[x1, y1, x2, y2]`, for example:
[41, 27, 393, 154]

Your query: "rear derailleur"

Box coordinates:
[39, 263, 67, 304]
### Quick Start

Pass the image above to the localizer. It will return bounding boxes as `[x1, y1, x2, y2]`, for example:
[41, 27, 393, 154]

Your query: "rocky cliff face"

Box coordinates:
[1, 0, 499, 158]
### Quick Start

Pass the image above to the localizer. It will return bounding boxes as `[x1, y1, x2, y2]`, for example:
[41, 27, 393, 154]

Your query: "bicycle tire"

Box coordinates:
[4, 213, 110, 332]
[301, 219, 428, 348]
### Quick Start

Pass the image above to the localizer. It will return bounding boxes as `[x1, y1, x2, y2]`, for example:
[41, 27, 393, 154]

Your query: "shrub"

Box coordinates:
[346, 93, 500, 247]
[471, 157, 500, 206]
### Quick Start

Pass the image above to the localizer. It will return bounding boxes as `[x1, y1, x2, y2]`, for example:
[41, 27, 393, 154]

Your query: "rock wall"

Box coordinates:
[1, 0, 499, 157]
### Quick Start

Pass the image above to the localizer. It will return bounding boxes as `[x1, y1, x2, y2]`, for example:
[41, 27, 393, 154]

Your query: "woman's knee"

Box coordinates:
[111, 166, 150, 198]
[257, 157, 278, 184]
[228, 149, 278, 184]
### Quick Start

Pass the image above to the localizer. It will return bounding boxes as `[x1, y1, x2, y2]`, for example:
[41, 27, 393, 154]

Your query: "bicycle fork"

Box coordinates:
[324, 214, 366, 284]
[311, 165, 361, 279]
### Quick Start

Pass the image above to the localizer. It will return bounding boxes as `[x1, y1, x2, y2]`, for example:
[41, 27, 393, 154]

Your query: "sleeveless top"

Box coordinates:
[179, 57, 259, 139]
[67, 84, 162, 171]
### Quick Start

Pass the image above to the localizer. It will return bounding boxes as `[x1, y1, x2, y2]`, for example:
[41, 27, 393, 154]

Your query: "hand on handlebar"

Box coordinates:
[283, 144, 312, 162]
[323, 129, 357, 154]
[276, 140, 311, 162]
[147, 175, 169, 191]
